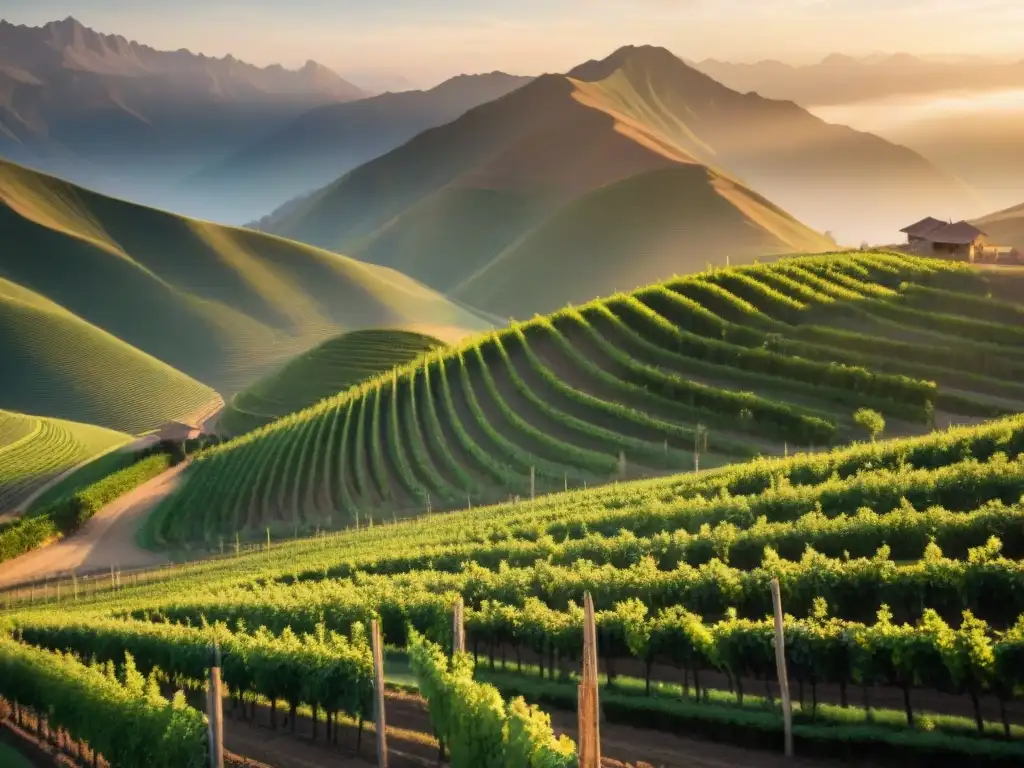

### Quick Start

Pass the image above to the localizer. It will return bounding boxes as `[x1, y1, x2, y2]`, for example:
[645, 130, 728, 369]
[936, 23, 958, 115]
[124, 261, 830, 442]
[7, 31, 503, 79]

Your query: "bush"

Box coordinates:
[854, 408, 886, 441]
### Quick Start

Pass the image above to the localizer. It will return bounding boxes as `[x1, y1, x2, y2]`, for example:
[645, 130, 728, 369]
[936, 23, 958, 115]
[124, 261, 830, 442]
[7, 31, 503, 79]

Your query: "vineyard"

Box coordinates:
[220, 329, 444, 435]
[0, 410, 130, 513]
[4, 414, 1024, 765]
[0, 451, 175, 565]
[145, 251, 1024, 548]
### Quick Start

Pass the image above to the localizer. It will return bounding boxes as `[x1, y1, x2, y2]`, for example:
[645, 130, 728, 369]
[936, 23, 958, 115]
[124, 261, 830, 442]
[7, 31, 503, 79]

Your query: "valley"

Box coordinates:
[2, 10, 1024, 768]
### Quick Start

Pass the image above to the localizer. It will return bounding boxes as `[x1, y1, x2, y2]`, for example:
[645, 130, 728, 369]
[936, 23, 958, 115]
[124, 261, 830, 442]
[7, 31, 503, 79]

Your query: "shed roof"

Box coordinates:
[899, 217, 946, 237]
[921, 221, 987, 245]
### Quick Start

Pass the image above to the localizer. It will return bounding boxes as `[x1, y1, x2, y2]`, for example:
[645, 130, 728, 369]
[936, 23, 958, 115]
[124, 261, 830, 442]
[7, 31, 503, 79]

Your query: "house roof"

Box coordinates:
[920, 221, 987, 245]
[899, 217, 946, 237]
[155, 421, 200, 433]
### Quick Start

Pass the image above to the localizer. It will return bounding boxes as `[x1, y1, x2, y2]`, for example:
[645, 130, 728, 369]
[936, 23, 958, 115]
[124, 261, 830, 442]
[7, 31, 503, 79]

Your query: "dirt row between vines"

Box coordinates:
[217, 688, 840, 768]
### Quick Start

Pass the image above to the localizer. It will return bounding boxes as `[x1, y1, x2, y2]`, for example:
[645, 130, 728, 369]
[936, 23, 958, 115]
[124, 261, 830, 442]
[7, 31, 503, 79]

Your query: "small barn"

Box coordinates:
[152, 421, 202, 442]
[899, 218, 988, 262]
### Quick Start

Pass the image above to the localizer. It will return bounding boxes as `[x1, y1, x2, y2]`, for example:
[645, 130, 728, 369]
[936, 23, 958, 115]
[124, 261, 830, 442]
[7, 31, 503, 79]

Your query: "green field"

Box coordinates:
[0, 156, 489, 420]
[0, 276, 219, 435]
[0, 410, 130, 513]
[143, 251, 1024, 548]
[220, 329, 444, 435]
[5, 412, 1024, 765]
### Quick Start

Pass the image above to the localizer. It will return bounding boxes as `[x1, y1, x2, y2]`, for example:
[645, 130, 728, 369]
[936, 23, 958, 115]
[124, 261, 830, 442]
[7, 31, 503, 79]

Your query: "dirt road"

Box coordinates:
[0, 463, 186, 589]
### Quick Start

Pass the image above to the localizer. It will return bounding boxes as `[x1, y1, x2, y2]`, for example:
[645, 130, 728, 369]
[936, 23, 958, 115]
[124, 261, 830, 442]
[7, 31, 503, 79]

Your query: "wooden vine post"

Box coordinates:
[530, 465, 536, 501]
[370, 619, 389, 768]
[207, 642, 224, 768]
[578, 592, 601, 768]
[770, 578, 794, 757]
[452, 597, 465, 654]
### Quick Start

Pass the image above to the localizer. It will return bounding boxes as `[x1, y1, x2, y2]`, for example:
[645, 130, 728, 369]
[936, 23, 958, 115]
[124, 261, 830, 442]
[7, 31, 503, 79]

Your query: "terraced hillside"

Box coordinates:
[9, 414, 1024, 766]
[144, 251, 1024, 547]
[0, 276, 219, 434]
[0, 410, 130, 513]
[220, 329, 445, 435]
[0, 157, 489, 405]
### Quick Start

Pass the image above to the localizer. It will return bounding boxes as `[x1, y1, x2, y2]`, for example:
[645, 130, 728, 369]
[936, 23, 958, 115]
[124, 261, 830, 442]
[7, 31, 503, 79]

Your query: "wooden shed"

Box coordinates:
[899, 218, 988, 262]
[152, 421, 202, 442]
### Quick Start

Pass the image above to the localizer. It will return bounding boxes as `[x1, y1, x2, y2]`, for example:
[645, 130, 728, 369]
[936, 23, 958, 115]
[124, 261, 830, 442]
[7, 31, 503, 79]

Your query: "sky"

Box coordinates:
[3, 0, 1024, 87]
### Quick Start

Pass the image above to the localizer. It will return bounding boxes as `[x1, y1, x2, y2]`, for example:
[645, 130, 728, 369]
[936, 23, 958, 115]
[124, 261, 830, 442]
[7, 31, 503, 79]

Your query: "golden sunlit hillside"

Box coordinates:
[0, 158, 491, 418]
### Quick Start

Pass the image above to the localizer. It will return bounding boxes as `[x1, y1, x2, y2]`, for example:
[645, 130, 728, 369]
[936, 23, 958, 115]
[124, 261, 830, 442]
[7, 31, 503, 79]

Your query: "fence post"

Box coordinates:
[370, 619, 388, 768]
[770, 578, 794, 757]
[578, 592, 601, 768]
[207, 643, 224, 768]
[453, 597, 465, 654]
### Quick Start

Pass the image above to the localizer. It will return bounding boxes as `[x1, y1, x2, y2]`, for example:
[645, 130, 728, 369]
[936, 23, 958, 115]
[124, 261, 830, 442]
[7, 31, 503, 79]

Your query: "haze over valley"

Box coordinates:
[3, 5, 1024, 767]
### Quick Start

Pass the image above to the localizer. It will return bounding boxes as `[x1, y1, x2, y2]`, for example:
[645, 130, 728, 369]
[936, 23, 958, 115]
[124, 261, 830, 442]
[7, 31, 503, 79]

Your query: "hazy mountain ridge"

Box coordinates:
[179, 71, 533, 223]
[0, 17, 364, 100]
[263, 44, 970, 295]
[695, 53, 1024, 106]
[262, 45, 845, 317]
[0, 17, 366, 214]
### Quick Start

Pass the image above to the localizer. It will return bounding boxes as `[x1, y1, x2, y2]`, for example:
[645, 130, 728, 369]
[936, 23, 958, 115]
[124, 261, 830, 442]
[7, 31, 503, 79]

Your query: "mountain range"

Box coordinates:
[0, 17, 365, 212]
[177, 72, 532, 223]
[694, 54, 1024, 107]
[262, 44, 973, 316]
[974, 202, 1024, 251]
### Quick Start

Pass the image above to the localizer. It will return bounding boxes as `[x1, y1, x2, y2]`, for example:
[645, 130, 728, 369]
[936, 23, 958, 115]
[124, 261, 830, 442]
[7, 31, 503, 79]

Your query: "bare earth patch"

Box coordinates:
[0, 463, 186, 589]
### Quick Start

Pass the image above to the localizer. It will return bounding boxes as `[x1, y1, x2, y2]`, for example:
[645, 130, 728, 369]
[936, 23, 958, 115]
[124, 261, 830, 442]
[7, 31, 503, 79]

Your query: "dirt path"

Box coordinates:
[0, 463, 186, 589]
[217, 687, 841, 768]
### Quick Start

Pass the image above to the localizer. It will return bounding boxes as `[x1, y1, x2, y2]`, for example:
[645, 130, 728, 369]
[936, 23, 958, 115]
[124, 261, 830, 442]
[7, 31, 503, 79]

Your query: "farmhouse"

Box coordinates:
[152, 420, 202, 442]
[899, 217, 988, 261]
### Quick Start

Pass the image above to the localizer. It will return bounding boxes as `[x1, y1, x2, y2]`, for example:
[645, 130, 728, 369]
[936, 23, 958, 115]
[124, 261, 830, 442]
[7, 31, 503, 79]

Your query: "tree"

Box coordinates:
[853, 408, 885, 441]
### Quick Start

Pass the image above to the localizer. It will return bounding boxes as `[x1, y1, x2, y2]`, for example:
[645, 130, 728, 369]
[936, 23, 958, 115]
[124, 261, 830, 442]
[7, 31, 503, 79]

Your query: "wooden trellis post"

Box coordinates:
[370, 619, 389, 768]
[207, 643, 224, 768]
[578, 592, 601, 768]
[770, 578, 793, 757]
[530, 466, 535, 501]
[453, 597, 465, 654]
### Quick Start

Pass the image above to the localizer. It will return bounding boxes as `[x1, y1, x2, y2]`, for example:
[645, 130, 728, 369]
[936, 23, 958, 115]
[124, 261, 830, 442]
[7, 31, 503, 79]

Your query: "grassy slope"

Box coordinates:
[0, 276, 218, 434]
[146, 252, 1024, 547]
[0, 158, 490, 403]
[221, 329, 445, 435]
[0, 410, 130, 512]
[974, 202, 1024, 250]
[452, 166, 830, 318]
[268, 51, 834, 319]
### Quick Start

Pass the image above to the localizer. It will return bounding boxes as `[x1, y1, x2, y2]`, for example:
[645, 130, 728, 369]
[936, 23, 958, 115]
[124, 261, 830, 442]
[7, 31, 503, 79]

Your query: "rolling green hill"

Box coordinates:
[0, 410, 130, 512]
[145, 251, 1024, 547]
[0, 158, 491, 425]
[0, 276, 219, 434]
[265, 45, 971, 318]
[220, 329, 445, 435]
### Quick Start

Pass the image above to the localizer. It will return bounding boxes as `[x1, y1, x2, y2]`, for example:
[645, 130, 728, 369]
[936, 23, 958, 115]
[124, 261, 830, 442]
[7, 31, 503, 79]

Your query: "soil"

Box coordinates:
[214, 687, 841, 768]
[482, 643, 1024, 727]
[0, 462, 185, 589]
